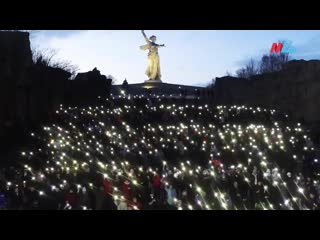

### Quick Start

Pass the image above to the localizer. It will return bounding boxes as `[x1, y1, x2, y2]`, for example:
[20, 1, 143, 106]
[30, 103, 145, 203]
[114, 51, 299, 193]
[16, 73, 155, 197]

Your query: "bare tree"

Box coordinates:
[31, 46, 79, 79]
[246, 58, 259, 76]
[52, 60, 79, 79]
[236, 58, 259, 79]
[236, 68, 247, 78]
[207, 77, 216, 88]
[32, 47, 57, 66]
[259, 53, 289, 74]
[235, 53, 290, 79]
[106, 74, 117, 85]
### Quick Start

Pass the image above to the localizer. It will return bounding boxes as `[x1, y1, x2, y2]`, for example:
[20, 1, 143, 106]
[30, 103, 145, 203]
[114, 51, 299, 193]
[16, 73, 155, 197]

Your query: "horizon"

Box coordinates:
[30, 30, 320, 86]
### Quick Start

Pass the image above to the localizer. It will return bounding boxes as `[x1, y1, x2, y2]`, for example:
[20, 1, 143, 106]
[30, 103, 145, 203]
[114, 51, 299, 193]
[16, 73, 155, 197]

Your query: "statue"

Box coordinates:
[140, 30, 165, 82]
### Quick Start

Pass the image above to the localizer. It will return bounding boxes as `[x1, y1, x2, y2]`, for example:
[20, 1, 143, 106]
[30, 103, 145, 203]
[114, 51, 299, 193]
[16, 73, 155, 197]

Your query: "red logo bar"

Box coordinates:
[270, 42, 283, 53]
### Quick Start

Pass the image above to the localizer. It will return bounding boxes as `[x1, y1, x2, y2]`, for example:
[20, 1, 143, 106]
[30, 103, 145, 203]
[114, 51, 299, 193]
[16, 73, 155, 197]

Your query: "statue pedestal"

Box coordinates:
[143, 80, 163, 89]
[144, 80, 162, 84]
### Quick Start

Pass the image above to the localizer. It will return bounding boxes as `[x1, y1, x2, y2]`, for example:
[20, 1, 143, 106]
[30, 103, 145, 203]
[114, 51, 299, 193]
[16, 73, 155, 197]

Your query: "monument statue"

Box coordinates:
[140, 30, 165, 82]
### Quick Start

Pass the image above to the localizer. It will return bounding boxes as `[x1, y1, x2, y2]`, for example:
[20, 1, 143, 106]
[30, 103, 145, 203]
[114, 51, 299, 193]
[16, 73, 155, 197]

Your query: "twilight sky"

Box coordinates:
[30, 30, 320, 86]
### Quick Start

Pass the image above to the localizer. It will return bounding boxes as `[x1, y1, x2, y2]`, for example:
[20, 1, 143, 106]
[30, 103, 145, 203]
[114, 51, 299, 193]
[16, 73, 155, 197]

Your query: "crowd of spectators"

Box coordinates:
[0, 94, 319, 210]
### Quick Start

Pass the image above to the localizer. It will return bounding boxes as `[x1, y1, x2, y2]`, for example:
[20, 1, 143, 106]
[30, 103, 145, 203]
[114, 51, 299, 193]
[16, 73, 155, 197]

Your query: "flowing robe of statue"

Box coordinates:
[140, 31, 165, 81]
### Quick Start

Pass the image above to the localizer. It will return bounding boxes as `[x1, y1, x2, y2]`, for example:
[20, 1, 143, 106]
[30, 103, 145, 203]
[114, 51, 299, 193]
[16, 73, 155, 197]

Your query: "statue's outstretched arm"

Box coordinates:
[141, 30, 150, 43]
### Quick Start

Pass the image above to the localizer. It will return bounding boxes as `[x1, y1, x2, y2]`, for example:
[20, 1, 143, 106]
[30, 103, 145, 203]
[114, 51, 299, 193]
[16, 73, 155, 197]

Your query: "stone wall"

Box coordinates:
[0, 32, 112, 135]
[0, 31, 33, 139]
[0, 31, 71, 151]
[214, 60, 320, 125]
[0, 32, 113, 159]
[24, 65, 71, 124]
[67, 68, 112, 106]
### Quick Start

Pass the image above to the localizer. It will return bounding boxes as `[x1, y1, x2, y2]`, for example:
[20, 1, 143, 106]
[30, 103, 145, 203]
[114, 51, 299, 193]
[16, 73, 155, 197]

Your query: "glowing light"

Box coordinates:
[221, 202, 227, 209]
[261, 161, 267, 167]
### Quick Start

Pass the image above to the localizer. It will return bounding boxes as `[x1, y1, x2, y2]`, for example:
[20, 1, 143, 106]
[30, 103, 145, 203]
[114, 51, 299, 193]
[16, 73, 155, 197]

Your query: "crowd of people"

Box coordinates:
[0, 94, 319, 210]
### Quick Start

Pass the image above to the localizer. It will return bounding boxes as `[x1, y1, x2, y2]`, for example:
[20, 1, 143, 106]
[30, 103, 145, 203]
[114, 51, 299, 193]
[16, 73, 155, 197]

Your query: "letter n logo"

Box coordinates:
[270, 42, 283, 53]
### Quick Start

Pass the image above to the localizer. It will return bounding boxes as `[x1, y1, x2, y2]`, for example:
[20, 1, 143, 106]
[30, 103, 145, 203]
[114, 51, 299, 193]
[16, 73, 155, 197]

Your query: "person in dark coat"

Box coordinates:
[122, 180, 133, 201]
[152, 173, 162, 202]
[23, 187, 40, 210]
[93, 186, 106, 210]
[102, 194, 117, 210]
[64, 188, 79, 209]
[0, 192, 7, 209]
